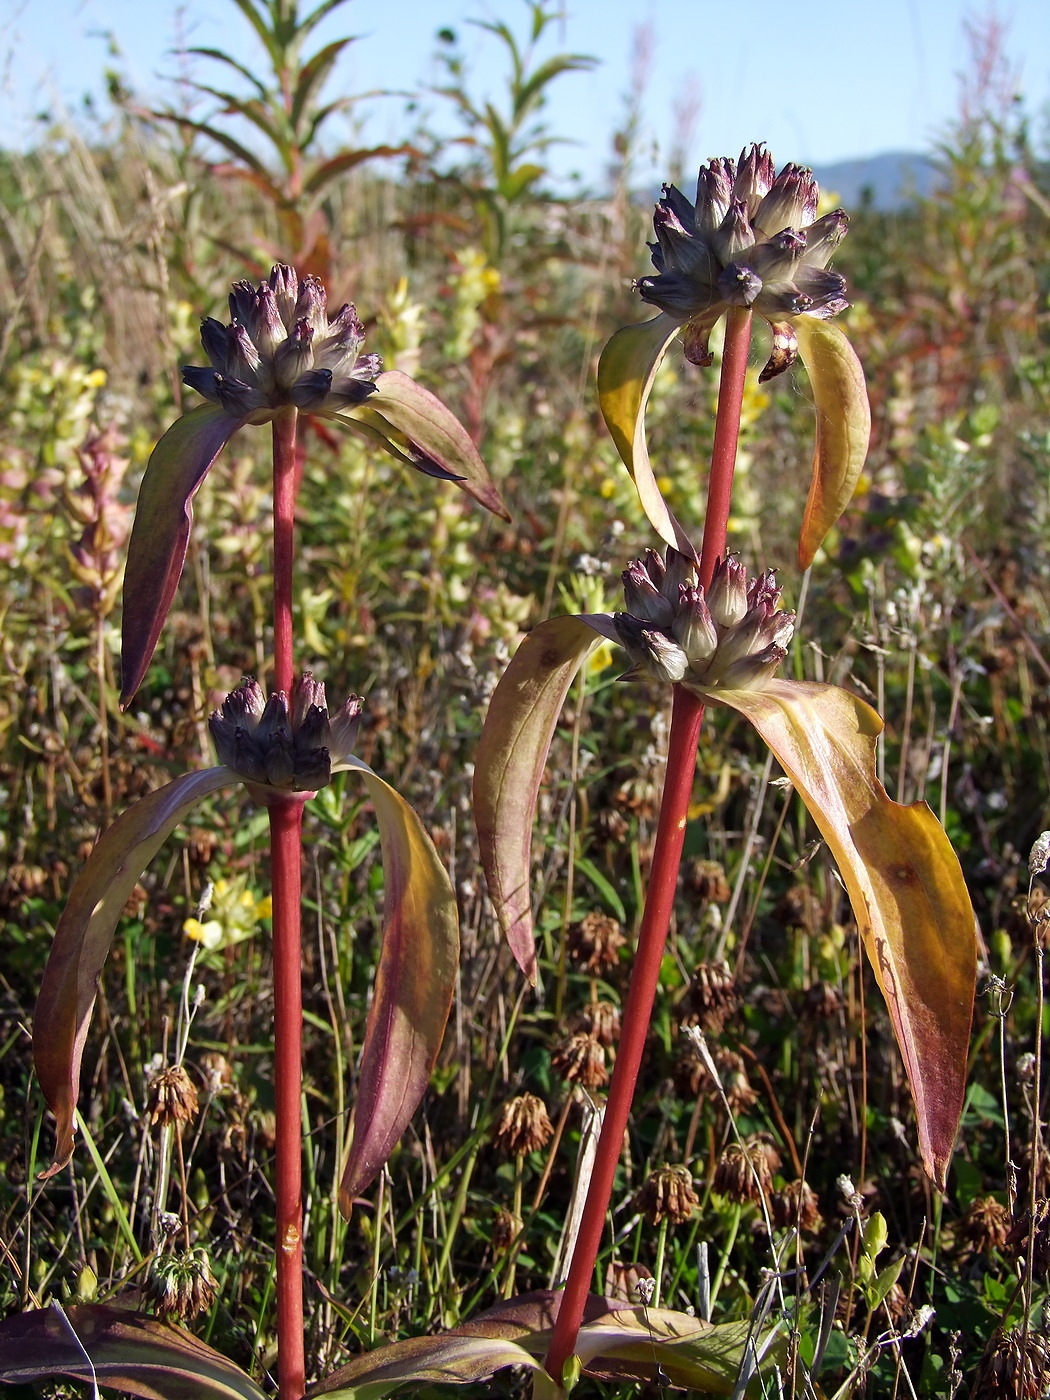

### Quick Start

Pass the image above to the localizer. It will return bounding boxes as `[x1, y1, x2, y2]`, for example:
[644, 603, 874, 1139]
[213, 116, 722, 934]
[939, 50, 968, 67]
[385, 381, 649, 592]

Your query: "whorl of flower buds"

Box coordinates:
[183, 265, 381, 422]
[209, 673, 362, 793]
[638, 144, 849, 379]
[613, 549, 794, 697]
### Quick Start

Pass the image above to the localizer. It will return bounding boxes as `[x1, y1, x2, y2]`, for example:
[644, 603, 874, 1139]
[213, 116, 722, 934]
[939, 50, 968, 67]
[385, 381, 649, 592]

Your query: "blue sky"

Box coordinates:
[1, 0, 1047, 189]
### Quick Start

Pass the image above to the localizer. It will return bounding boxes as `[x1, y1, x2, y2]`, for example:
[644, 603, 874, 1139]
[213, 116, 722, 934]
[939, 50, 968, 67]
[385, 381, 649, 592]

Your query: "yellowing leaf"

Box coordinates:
[337, 758, 460, 1212]
[793, 317, 870, 569]
[596, 315, 696, 555]
[34, 767, 234, 1174]
[711, 680, 976, 1188]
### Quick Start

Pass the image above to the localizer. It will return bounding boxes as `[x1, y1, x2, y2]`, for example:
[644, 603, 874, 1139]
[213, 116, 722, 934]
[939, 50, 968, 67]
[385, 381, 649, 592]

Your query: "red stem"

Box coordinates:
[544, 307, 753, 1385]
[271, 796, 307, 1400]
[272, 407, 298, 695]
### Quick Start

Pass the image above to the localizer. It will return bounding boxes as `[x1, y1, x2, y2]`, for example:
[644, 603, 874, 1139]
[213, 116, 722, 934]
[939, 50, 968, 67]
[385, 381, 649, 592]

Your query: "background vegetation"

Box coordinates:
[1, 2, 1049, 1394]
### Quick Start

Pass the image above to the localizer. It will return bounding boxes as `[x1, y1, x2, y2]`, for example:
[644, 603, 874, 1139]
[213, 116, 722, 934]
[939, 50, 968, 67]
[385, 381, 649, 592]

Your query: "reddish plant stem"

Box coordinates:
[272, 407, 298, 695]
[271, 795, 307, 1400]
[544, 307, 753, 1385]
[270, 405, 306, 1400]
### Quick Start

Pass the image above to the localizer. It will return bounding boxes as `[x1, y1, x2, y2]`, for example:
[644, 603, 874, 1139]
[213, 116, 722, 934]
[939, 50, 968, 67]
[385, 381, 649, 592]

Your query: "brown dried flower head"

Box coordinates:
[491, 1207, 523, 1253]
[567, 911, 627, 973]
[972, 1326, 1050, 1400]
[636, 1164, 700, 1225]
[147, 1065, 199, 1129]
[713, 1134, 781, 1204]
[551, 1032, 608, 1089]
[145, 1247, 219, 1322]
[771, 1178, 823, 1234]
[961, 1194, 1012, 1255]
[685, 959, 741, 1033]
[687, 858, 732, 903]
[1006, 1199, 1050, 1281]
[493, 1093, 554, 1157]
[575, 1000, 622, 1048]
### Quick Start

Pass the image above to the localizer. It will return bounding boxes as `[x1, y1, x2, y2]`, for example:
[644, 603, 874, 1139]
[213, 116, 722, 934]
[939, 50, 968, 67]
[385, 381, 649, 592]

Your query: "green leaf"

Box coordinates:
[346, 370, 509, 520]
[596, 315, 696, 554]
[793, 317, 871, 569]
[120, 405, 244, 708]
[708, 680, 976, 1188]
[290, 37, 355, 131]
[302, 145, 411, 196]
[34, 768, 234, 1174]
[337, 759, 460, 1212]
[473, 617, 602, 982]
[307, 1332, 544, 1400]
[0, 1303, 268, 1400]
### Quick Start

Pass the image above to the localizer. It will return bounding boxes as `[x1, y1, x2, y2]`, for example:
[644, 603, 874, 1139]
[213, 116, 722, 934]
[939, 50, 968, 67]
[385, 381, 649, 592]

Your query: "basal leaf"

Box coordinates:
[793, 317, 870, 570]
[34, 768, 234, 1174]
[306, 1332, 544, 1400]
[120, 405, 244, 708]
[337, 759, 460, 1212]
[0, 1303, 268, 1400]
[596, 315, 695, 554]
[346, 370, 510, 520]
[473, 617, 602, 982]
[711, 681, 976, 1188]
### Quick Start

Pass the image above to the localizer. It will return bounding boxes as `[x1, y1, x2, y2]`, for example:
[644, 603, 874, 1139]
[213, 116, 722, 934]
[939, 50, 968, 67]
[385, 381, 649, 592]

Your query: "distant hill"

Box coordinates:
[812, 152, 938, 210]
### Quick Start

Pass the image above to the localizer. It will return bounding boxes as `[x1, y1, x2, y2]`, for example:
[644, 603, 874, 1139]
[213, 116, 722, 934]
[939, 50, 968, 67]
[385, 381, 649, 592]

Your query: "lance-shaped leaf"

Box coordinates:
[349, 370, 509, 520]
[596, 314, 695, 555]
[473, 616, 601, 983]
[793, 316, 870, 570]
[337, 757, 460, 1213]
[120, 405, 245, 709]
[309, 1290, 770, 1399]
[709, 680, 975, 1188]
[34, 767, 235, 1175]
[0, 1303, 268, 1400]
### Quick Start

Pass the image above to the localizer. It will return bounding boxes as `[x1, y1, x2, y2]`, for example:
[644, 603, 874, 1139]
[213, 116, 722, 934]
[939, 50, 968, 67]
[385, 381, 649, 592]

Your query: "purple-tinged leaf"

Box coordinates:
[473, 617, 602, 982]
[0, 1303, 268, 1400]
[710, 680, 975, 1188]
[596, 315, 696, 555]
[337, 758, 460, 1212]
[308, 1331, 544, 1399]
[342, 370, 509, 520]
[34, 768, 234, 1175]
[120, 405, 244, 708]
[793, 316, 870, 569]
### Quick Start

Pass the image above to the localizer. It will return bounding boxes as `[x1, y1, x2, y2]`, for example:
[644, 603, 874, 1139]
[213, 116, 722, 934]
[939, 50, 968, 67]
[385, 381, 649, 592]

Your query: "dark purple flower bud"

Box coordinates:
[200, 318, 230, 371]
[289, 369, 333, 411]
[707, 558, 749, 626]
[273, 321, 315, 389]
[752, 164, 818, 236]
[733, 144, 775, 214]
[226, 322, 263, 383]
[717, 263, 763, 308]
[712, 200, 755, 264]
[803, 210, 849, 269]
[269, 265, 299, 326]
[695, 159, 734, 234]
[673, 587, 718, 661]
[622, 558, 675, 627]
[293, 276, 328, 336]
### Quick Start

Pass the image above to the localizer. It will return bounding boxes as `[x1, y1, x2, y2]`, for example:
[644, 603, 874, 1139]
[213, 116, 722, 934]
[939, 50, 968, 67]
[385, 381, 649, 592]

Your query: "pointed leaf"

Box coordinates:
[708, 680, 975, 1187]
[346, 371, 509, 520]
[336, 759, 460, 1211]
[307, 1332, 544, 1400]
[793, 316, 871, 569]
[302, 145, 411, 196]
[34, 768, 234, 1173]
[473, 616, 602, 982]
[597, 315, 696, 554]
[0, 1303, 267, 1400]
[120, 405, 244, 707]
[291, 37, 355, 131]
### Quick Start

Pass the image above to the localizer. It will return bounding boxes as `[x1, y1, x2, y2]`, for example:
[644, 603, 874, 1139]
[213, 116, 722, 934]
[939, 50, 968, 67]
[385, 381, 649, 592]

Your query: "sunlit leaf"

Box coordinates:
[120, 405, 244, 708]
[308, 1331, 544, 1400]
[302, 145, 413, 196]
[596, 314, 695, 554]
[336, 759, 460, 1212]
[34, 768, 234, 1174]
[345, 371, 509, 520]
[0, 1303, 267, 1400]
[473, 616, 601, 982]
[709, 680, 975, 1188]
[793, 317, 871, 569]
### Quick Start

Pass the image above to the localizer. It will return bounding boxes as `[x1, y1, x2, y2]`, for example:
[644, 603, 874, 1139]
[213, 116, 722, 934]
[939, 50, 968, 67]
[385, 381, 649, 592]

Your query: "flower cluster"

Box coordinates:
[610, 549, 794, 695]
[209, 673, 362, 792]
[637, 144, 848, 378]
[183, 264, 381, 421]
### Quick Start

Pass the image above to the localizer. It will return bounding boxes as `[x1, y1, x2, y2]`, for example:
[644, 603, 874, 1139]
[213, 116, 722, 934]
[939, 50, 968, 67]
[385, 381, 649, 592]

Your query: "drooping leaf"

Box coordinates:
[120, 405, 244, 708]
[709, 680, 975, 1187]
[34, 768, 234, 1174]
[793, 317, 871, 570]
[473, 616, 602, 982]
[307, 1331, 545, 1400]
[336, 759, 460, 1212]
[0, 1303, 268, 1400]
[302, 146, 413, 196]
[345, 371, 509, 520]
[596, 315, 695, 555]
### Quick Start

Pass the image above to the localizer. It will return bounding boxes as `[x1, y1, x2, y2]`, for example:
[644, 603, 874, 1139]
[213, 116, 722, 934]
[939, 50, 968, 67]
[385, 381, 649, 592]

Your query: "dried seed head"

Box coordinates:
[551, 1032, 608, 1089]
[209, 673, 362, 793]
[567, 911, 627, 973]
[960, 1194, 1012, 1254]
[685, 959, 741, 1033]
[635, 1164, 700, 1225]
[771, 1178, 823, 1234]
[713, 1134, 781, 1204]
[575, 1000, 622, 1048]
[972, 1326, 1050, 1399]
[493, 1094, 554, 1157]
[1006, 1199, 1050, 1281]
[491, 1207, 522, 1253]
[146, 1065, 199, 1129]
[687, 858, 732, 903]
[145, 1247, 218, 1322]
